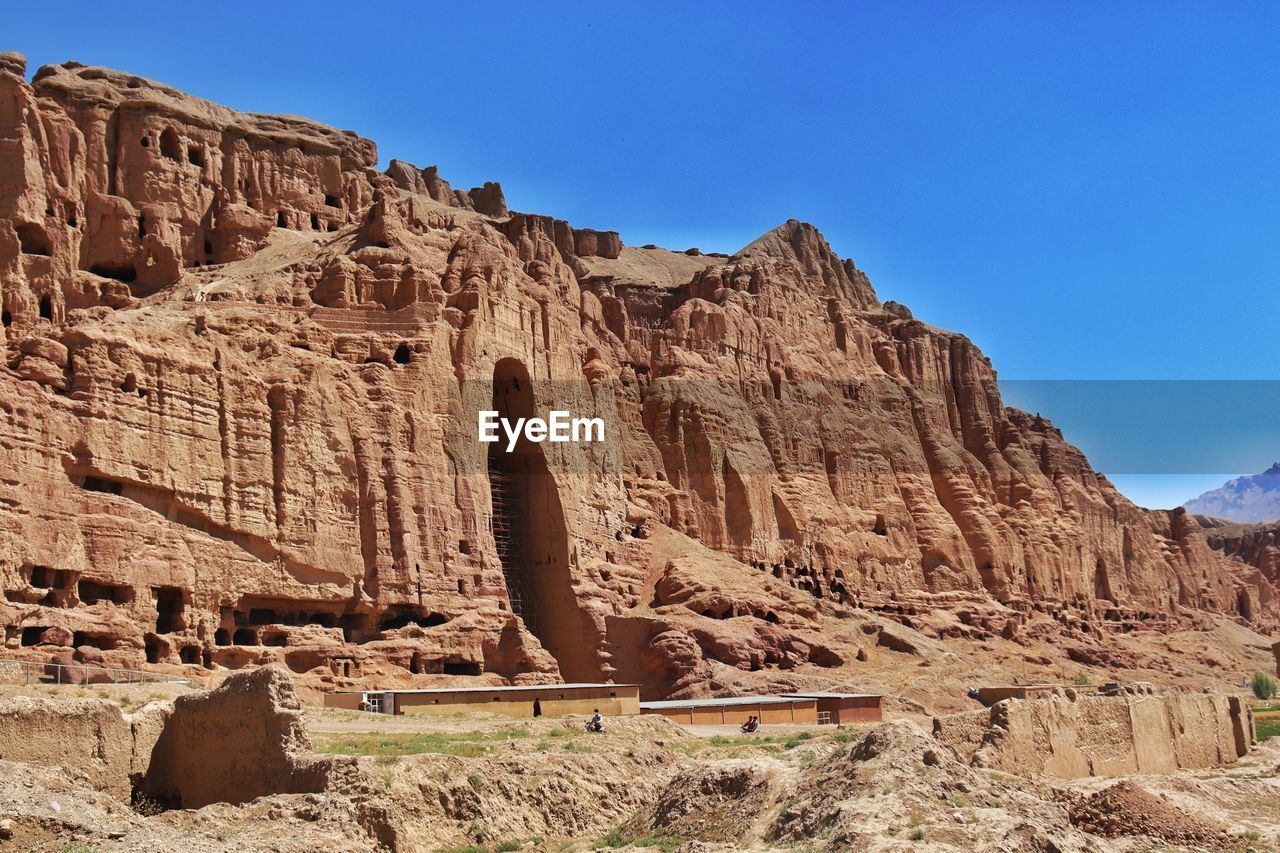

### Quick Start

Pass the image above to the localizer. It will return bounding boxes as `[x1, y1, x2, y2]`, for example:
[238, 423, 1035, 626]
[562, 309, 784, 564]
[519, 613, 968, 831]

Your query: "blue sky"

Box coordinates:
[9, 2, 1280, 508]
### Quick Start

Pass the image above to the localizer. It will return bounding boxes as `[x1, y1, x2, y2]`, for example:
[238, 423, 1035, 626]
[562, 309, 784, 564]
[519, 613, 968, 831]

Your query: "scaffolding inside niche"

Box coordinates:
[488, 452, 539, 635]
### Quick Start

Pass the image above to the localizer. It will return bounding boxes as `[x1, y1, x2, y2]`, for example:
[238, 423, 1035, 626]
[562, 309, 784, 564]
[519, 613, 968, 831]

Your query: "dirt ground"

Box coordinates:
[3, 678, 1279, 851]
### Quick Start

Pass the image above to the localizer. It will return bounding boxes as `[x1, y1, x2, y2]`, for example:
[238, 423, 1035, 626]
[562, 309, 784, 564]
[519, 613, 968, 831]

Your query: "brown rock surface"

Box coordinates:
[141, 666, 329, 808]
[0, 694, 146, 797]
[1, 57, 1277, 700]
[933, 688, 1254, 778]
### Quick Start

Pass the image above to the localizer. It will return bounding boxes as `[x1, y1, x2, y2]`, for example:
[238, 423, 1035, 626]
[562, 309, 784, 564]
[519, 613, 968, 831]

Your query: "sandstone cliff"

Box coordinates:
[1, 53, 1276, 697]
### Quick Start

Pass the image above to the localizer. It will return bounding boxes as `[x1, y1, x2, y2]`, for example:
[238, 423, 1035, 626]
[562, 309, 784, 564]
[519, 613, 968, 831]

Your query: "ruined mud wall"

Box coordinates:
[933, 688, 1254, 778]
[0, 668, 329, 808]
[142, 666, 329, 808]
[0, 693, 167, 797]
[1, 52, 1276, 696]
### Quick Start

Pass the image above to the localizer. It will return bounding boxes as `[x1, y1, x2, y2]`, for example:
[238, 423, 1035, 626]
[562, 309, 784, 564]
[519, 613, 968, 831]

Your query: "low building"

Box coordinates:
[324, 683, 639, 718]
[783, 692, 883, 724]
[639, 692, 883, 726]
[640, 695, 819, 725]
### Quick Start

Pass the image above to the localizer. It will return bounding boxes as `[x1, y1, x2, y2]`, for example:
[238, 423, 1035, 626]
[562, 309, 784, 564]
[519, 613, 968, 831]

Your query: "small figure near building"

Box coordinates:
[533, 698, 542, 718]
[586, 708, 605, 733]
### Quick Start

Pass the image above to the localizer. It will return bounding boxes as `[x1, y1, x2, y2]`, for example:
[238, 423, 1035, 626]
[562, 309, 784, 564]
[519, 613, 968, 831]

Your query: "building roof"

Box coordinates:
[782, 692, 881, 699]
[335, 683, 638, 695]
[639, 695, 815, 709]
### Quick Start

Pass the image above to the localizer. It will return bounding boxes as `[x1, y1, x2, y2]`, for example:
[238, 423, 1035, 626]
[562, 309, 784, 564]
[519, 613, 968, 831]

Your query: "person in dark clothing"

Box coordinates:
[533, 698, 542, 718]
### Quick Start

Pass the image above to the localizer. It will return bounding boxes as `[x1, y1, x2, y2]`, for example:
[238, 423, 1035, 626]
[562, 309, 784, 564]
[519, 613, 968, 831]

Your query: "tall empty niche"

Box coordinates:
[487, 358, 600, 681]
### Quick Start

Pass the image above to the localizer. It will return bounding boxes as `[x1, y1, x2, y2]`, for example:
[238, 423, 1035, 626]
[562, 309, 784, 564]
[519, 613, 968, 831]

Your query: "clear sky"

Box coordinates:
[9, 2, 1280, 509]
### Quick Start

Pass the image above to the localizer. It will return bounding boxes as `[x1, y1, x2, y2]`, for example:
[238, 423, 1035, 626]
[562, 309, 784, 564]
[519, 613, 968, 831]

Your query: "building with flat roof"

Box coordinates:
[639, 692, 883, 726]
[783, 692, 883, 724]
[640, 695, 818, 725]
[324, 682, 639, 718]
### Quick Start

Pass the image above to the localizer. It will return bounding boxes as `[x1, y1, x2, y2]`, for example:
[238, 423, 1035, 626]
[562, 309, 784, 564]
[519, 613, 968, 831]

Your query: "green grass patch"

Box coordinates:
[313, 728, 532, 758]
[592, 826, 685, 851]
[1256, 719, 1280, 741]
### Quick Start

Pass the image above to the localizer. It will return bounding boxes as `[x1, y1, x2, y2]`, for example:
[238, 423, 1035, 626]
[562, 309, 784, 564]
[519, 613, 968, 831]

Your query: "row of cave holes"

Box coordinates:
[700, 606, 780, 623]
[18, 566, 142, 608]
[211, 605, 450, 648]
[141, 127, 204, 168]
[277, 207, 341, 233]
[141, 126, 345, 232]
[0, 295, 55, 327]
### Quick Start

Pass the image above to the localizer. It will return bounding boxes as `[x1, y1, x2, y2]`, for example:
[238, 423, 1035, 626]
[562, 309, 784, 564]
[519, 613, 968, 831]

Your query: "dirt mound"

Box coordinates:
[645, 759, 790, 844]
[767, 720, 1091, 850]
[1068, 781, 1236, 847]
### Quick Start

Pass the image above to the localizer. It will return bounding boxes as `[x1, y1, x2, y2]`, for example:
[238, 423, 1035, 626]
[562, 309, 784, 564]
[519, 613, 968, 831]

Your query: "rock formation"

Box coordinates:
[1, 54, 1277, 696]
[142, 665, 329, 808]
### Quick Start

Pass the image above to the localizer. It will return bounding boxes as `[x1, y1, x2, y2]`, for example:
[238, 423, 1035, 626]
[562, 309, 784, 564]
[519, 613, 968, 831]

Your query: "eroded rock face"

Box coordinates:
[1, 56, 1277, 697]
[141, 666, 328, 808]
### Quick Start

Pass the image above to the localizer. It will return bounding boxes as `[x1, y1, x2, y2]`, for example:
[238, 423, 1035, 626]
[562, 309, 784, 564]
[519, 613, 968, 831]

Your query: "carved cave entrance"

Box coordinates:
[487, 358, 600, 681]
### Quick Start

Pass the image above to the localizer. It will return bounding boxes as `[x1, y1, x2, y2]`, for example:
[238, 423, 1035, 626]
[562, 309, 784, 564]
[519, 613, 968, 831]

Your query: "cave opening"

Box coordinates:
[20, 627, 48, 646]
[153, 586, 185, 633]
[378, 607, 449, 631]
[89, 264, 138, 284]
[487, 357, 601, 681]
[442, 660, 481, 676]
[73, 632, 116, 651]
[78, 579, 133, 606]
[16, 224, 50, 256]
[2, 309, 11, 327]
[159, 127, 182, 161]
[39, 295, 52, 321]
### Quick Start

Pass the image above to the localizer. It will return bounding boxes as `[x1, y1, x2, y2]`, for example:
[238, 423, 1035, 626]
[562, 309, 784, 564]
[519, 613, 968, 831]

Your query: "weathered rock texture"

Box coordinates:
[0, 693, 163, 797]
[933, 687, 1254, 778]
[1, 55, 1278, 696]
[0, 667, 329, 809]
[142, 665, 329, 808]
[1199, 516, 1280, 628]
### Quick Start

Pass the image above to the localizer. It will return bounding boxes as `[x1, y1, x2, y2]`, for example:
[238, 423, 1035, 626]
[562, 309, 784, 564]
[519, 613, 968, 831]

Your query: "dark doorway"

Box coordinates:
[487, 358, 601, 681]
[154, 586, 185, 633]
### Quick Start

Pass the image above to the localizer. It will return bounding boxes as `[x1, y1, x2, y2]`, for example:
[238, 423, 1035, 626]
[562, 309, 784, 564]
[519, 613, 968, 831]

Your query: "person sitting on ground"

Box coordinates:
[586, 708, 605, 733]
[740, 715, 759, 733]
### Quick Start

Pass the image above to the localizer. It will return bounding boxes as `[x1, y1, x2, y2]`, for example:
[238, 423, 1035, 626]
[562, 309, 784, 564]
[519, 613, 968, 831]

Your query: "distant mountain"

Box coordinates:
[1184, 463, 1280, 523]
